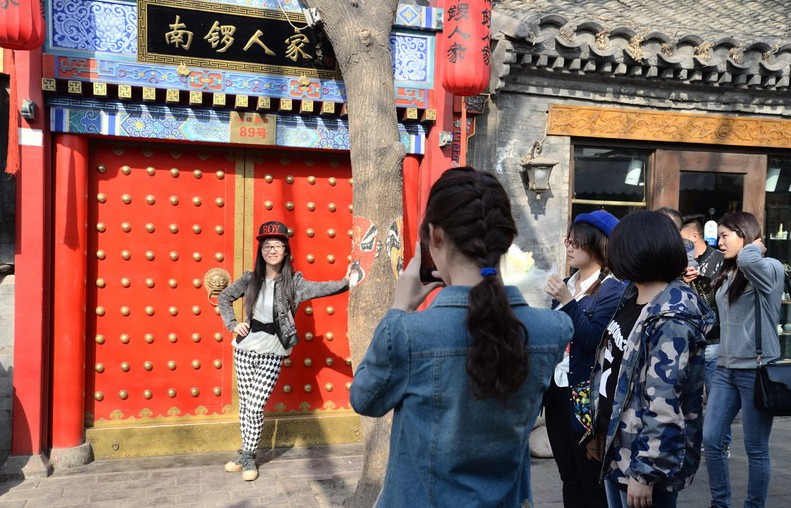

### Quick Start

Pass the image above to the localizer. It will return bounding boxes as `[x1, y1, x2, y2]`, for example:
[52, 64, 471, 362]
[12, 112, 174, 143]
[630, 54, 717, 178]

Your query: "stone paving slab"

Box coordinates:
[2, 420, 791, 506]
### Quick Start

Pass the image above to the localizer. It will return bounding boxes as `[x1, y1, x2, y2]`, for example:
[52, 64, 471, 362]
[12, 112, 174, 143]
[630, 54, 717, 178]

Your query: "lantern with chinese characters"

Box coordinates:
[0, 0, 46, 51]
[441, 0, 492, 96]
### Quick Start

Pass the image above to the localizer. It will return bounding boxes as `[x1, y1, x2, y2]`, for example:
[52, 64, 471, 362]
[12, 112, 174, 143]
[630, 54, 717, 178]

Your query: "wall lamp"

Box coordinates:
[519, 141, 558, 200]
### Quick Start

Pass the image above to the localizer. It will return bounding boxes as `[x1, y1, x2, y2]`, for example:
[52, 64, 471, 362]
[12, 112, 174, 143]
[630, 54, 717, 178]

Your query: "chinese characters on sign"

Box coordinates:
[140, 0, 337, 77]
[229, 112, 277, 145]
[441, 0, 492, 96]
[445, 1, 491, 65]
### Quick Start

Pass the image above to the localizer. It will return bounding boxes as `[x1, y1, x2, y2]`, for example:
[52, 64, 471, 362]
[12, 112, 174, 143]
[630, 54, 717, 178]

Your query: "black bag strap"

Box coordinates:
[755, 288, 763, 364]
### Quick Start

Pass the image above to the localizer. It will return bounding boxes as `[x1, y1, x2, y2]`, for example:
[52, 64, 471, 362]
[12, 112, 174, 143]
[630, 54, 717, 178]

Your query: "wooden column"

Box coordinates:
[11, 45, 51, 456]
[51, 134, 89, 449]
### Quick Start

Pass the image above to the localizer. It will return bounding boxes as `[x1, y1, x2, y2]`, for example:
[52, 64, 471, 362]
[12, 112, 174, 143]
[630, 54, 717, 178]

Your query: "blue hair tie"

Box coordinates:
[480, 267, 497, 277]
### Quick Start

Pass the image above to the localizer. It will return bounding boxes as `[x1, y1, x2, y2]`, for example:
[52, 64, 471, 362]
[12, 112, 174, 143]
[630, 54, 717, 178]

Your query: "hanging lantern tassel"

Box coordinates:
[6, 50, 19, 175]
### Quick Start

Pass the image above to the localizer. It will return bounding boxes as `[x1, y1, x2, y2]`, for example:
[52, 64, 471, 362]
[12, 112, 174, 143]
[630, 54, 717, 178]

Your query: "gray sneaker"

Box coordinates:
[241, 452, 259, 481]
[224, 450, 246, 473]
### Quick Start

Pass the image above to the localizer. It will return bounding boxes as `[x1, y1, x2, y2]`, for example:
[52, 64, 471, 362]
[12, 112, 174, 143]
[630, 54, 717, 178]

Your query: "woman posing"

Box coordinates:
[543, 210, 626, 508]
[350, 167, 574, 507]
[587, 211, 714, 508]
[218, 221, 349, 481]
[703, 211, 783, 508]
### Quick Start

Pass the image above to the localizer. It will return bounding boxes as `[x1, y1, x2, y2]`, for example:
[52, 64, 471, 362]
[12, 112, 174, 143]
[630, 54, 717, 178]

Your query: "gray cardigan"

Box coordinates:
[715, 244, 784, 369]
[218, 271, 349, 349]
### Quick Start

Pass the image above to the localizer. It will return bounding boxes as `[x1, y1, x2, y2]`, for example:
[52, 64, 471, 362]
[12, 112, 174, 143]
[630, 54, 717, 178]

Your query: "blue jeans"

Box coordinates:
[604, 479, 678, 508]
[705, 345, 731, 448]
[703, 367, 774, 508]
[704, 344, 719, 396]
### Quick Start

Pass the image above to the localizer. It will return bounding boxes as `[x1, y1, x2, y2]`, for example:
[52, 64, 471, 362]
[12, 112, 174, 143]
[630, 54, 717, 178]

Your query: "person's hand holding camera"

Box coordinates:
[392, 242, 443, 312]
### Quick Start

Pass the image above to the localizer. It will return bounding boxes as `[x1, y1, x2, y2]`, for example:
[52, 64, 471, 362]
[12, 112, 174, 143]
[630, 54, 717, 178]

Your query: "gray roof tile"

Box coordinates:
[497, 0, 791, 41]
[492, 0, 791, 91]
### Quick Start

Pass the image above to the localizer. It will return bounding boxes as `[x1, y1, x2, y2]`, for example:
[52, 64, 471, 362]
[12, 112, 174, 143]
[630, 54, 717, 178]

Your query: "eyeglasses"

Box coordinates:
[263, 244, 286, 252]
[564, 238, 585, 249]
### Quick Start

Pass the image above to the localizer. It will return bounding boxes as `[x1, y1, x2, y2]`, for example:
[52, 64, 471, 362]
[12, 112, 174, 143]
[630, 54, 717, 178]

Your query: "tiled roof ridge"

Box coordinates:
[496, 0, 791, 42]
[491, 9, 791, 91]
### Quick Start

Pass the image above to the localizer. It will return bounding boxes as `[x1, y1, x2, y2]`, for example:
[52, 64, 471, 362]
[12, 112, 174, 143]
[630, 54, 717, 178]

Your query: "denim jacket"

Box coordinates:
[350, 286, 573, 508]
[590, 280, 714, 493]
[218, 271, 348, 348]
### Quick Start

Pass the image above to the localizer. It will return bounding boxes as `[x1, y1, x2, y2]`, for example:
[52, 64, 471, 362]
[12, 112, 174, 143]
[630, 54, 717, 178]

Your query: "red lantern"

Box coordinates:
[0, 0, 46, 51]
[441, 0, 492, 97]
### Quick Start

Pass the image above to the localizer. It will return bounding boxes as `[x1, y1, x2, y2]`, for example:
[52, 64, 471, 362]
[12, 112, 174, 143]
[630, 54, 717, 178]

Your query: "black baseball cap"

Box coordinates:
[256, 221, 289, 241]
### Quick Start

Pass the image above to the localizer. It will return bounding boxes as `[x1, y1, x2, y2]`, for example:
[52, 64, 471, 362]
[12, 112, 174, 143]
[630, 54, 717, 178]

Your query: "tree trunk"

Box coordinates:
[303, 2, 405, 506]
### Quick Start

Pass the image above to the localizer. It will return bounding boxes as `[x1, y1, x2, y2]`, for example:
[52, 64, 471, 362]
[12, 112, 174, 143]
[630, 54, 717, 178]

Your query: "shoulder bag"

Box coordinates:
[753, 285, 791, 416]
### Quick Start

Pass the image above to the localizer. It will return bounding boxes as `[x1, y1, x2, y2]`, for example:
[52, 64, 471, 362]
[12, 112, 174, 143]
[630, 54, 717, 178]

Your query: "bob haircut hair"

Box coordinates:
[607, 210, 687, 284]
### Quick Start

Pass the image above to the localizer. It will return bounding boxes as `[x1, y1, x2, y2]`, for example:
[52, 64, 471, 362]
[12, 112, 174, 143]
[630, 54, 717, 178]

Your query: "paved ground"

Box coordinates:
[1, 417, 790, 507]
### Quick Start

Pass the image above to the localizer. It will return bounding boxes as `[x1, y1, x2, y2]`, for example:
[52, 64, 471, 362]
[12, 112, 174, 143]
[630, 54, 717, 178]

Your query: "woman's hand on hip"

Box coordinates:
[391, 242, 443, 312]
[233, 322, 250, 337]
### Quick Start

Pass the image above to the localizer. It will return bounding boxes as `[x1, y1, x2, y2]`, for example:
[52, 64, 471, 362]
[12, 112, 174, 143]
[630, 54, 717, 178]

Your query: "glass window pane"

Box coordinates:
[765, 157, 791, 269]
[679, 172, 743, 218]
[573, 147, 649, 203]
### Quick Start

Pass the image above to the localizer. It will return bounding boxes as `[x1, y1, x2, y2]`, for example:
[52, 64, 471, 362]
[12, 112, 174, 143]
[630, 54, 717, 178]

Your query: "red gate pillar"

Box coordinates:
[10, 45, 51, 473]
[50, 134, 90, 462]
[402, 155, 421, 260]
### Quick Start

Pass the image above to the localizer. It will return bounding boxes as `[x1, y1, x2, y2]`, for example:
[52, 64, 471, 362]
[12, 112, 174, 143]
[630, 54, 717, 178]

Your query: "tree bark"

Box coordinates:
[303, 1, 405, 506]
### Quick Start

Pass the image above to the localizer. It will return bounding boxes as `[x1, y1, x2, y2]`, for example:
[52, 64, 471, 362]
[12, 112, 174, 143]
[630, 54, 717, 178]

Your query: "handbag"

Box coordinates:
[753, 287, 791, 416]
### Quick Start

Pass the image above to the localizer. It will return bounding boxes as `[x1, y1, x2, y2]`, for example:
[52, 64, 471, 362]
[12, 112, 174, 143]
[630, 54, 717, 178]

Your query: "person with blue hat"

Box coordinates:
[543, 209, 626, 508]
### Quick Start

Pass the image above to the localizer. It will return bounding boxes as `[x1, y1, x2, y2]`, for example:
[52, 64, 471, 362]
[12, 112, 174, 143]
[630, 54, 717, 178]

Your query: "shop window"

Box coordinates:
[765, 157, 791, 267]
[572, 146, 651, 219]
[765, 157, 791, 355]
[679, 172, 744, 219]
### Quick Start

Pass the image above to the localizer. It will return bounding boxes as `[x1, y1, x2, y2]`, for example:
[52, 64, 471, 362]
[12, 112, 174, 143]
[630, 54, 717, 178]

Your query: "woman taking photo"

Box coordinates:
[350, 167, 574, 507]
[544, 210, 625, 508]
[587, 211, 714, 508]
[218, 221, 349, 481]
[703, 211, 783, 508]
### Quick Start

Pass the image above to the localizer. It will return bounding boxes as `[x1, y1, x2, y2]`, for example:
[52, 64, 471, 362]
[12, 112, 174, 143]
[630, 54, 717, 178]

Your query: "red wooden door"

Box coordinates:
[247, 150, 354, 414]
[85, 143, 354, 430]
[86, 143, 239, 424]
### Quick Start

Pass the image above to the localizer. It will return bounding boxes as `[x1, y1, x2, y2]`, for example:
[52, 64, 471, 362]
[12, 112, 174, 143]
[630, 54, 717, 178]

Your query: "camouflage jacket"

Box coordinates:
[590, 279, 715, 493]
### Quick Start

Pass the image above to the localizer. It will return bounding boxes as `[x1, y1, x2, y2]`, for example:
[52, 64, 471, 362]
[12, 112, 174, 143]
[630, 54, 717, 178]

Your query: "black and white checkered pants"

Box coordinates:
[234, 348, 283, 452]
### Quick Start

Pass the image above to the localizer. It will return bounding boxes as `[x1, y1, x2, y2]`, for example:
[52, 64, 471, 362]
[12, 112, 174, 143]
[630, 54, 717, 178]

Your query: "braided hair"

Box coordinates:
[421, 166, 528, 404]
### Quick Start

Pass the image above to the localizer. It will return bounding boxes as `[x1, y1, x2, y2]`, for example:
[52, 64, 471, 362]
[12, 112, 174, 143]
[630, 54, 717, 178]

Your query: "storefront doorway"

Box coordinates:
[653, 149, 767, 225]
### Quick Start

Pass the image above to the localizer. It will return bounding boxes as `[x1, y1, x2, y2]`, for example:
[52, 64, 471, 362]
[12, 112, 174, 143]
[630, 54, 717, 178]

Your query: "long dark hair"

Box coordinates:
[421, 166, 528, 404]
[568, 221, 610, 296]
[712, 211, 762, 304]
[243, 238, 297, 321]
